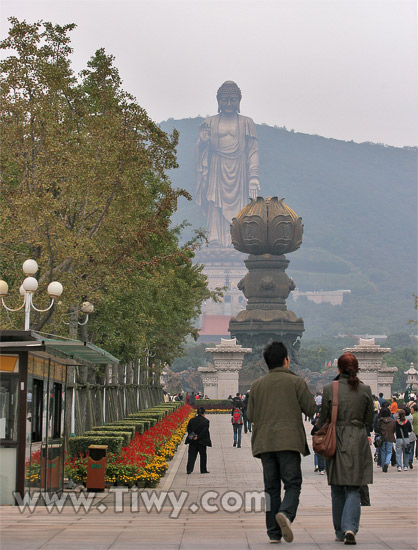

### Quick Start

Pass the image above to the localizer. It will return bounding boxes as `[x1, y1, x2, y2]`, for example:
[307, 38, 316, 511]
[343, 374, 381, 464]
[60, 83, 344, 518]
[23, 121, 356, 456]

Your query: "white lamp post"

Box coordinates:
[0, 259, 63, 330]
[62, 301, 94, 328]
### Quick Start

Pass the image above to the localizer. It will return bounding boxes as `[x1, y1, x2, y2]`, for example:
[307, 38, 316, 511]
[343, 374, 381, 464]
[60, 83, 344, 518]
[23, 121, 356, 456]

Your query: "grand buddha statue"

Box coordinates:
[195, 81, 260, 247]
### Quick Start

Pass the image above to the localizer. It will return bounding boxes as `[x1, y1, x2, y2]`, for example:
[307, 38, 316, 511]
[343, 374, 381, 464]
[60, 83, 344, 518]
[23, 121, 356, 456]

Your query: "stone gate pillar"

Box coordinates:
[198, 338, 252, 399]
[344, 338, 397, 398]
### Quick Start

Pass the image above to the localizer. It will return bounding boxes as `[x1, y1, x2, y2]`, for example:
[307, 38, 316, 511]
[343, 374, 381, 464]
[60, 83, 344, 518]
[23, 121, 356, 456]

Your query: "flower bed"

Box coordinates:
[65, 403, 194, 488]
[202, 408, 232, 414]
[191, 399, 232, 410]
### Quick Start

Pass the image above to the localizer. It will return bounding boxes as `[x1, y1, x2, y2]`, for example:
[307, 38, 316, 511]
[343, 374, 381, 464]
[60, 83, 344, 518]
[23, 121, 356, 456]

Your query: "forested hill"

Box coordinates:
[160, 117, 417, 337]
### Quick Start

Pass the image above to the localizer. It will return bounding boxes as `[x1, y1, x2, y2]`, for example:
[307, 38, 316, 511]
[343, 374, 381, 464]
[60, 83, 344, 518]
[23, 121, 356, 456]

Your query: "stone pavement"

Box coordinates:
[1, 415, 417, 549]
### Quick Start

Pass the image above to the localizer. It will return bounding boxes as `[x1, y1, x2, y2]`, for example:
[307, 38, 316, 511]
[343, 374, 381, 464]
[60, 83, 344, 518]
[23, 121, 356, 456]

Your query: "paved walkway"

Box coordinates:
[1, 415, 417, 549]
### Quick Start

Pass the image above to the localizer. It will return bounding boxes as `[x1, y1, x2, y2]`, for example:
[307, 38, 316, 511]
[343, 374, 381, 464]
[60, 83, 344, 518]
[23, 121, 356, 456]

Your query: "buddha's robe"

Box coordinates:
[195, 114, 259, 247]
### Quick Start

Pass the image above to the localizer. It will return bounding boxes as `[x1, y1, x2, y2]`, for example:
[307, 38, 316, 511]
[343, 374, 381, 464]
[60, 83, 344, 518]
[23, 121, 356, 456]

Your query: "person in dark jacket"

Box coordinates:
[395, 408, 412, 471]
[247, 342, 315, 544]
[185, 406, 212, 474]
[243, 391, 252, 433]
[376, 407, 396, 472]
[231, 393, 243, 409]
[317, 352, 374, 546]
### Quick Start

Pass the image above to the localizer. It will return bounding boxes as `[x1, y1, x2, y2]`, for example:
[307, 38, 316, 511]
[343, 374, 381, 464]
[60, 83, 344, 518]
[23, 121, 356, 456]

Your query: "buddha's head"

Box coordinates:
[217, 81, 241, 114]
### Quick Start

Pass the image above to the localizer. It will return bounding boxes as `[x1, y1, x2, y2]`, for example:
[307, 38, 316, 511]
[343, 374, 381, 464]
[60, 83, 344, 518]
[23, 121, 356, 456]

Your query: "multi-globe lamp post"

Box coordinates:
[0, 259, 63, 330]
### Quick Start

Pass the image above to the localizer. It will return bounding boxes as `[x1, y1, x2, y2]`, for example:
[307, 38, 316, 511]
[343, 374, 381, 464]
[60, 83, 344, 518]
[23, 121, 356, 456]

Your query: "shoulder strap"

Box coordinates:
[330, 381, 339, 425]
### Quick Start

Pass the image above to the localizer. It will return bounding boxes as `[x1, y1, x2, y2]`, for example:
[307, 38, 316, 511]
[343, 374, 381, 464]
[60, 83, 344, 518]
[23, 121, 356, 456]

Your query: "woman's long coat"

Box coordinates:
[318, 374, 374, 486]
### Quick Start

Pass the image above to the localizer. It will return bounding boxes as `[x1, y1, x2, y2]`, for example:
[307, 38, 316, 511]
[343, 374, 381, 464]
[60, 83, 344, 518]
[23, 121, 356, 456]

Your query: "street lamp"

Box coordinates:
[63, 301, 94, 327]
[0, 259, 63, 330]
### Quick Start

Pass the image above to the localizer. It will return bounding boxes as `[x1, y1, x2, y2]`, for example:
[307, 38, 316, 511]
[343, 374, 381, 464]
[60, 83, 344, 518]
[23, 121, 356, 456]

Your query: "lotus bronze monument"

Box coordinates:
[229, 196, 304, 365]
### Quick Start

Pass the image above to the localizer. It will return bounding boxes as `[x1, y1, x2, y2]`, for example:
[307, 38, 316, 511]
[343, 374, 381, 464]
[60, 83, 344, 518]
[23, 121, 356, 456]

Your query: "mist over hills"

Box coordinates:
[160, 117, 417, 337]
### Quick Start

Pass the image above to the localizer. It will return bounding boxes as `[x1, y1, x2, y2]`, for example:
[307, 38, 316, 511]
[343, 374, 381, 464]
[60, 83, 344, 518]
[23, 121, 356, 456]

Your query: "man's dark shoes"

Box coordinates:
[233, 442, 236, 447]
[409, 461, 413, 469]
[237, 444, 241, 448]
[344, 531, 356, 545]
[382, 464, 388, 472]
[275, 513, 293, 543]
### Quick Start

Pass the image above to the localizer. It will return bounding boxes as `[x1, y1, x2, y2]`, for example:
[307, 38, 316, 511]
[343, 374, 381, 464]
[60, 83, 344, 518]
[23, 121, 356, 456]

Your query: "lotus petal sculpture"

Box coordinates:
[231, 196, 303, 256]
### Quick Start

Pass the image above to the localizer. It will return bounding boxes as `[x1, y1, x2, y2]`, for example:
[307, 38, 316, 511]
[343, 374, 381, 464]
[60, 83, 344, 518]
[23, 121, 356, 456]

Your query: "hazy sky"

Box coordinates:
[1, 0, 417, 147]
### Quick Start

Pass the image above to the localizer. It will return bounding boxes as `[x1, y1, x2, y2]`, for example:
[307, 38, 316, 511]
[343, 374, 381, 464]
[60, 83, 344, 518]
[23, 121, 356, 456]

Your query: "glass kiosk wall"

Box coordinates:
[25, 354, 66, 496]
[0, 352, 66, 504]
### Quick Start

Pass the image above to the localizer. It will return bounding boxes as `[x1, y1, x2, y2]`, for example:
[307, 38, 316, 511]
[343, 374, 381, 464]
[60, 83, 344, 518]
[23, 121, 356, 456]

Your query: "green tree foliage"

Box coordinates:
[298, 336, 358, 372]
[171, 342, 216, 372]
[386, 332, 415, 349]
[0, 18, 211, 362]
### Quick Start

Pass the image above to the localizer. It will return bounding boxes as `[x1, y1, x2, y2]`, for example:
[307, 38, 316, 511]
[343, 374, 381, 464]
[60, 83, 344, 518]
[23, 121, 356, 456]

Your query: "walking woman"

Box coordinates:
[395, 409, 412, 471]
[317, 352, 374, 545]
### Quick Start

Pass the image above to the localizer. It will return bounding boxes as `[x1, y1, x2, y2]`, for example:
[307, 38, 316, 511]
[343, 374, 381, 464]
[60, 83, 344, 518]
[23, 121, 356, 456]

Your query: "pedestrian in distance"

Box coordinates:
[231, 395, 244, 447]
[390, 397, 398, 418]
[316, 352, 374, 546]
[375, 407, 396, 472]
[247, 342, 316, 544]
[311, 411, 326, 475]
[395, 408, 413, 471]
[185, 406, 211, 474]
[243, 391, 252, 433]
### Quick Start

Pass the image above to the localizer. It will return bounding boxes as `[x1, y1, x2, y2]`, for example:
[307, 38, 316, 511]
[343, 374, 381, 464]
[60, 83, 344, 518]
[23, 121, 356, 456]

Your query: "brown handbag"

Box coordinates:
[312, 381, 339, 459]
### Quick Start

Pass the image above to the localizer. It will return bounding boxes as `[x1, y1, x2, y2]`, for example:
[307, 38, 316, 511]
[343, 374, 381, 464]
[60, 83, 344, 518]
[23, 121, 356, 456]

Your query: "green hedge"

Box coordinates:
[68, 436, 124, 458]
[89, 425, 136, 438]
[128, 415, 159, 425]
[83, 430, 132, 447]
[131, 411, 164, 421]
[110, 421, 147, 433]
[113, 419, 150, 430]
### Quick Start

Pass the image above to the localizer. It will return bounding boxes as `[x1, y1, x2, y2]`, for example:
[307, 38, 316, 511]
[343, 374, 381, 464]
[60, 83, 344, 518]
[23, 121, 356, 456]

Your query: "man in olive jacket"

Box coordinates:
[247, 342, 315, 544]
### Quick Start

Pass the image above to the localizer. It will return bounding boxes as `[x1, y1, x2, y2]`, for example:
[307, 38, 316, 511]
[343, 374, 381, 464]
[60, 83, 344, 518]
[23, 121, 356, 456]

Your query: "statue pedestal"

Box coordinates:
[229, 254, 304, 364]
[198, 338, 252, 399]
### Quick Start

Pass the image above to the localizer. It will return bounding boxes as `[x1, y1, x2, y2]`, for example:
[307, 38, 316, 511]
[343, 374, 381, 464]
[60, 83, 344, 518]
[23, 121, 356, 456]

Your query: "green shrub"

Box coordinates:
[89, 425, 136, 438]
[109, 421, 146, 433]
[83, 431, 132, 447]
[128, 415, 158, 425]
[132, 413, 163, 421]
[68, 436, 124, 458]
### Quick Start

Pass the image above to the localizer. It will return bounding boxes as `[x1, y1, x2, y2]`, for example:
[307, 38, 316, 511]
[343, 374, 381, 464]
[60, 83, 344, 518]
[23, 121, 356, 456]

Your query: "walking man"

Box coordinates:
[185, 406, 211, 474]
[243, 391, 252, 433]
[247, 342, 315, 544]
[231, 395, 244, 447]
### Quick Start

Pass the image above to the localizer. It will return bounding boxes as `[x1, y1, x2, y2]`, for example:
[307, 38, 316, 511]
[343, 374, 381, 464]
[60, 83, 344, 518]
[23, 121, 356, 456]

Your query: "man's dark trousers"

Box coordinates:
[260, 450, 302, 540]
[186, 442, 208, 473]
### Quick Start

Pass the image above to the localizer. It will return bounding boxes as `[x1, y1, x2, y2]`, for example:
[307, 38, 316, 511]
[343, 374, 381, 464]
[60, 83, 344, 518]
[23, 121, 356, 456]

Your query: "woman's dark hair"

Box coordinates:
[398, 408, 406, 420]
[381, 408, 390, 418]
[381, 401, 389, 409]
[404, 407, 411, 415]
[338, 352, 360, 391]
[197, 406, 206, 415]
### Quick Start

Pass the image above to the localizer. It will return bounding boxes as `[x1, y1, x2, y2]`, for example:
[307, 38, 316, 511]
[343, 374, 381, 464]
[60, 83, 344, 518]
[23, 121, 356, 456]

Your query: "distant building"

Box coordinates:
[292, 289, 351, 306]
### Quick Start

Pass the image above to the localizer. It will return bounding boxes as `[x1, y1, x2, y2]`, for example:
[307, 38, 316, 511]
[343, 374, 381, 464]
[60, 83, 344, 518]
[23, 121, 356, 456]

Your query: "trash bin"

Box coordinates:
[86, 444, 108, 492]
